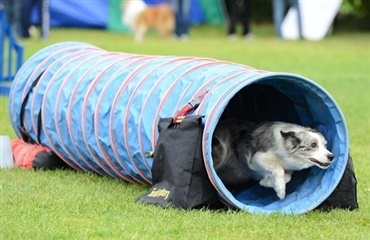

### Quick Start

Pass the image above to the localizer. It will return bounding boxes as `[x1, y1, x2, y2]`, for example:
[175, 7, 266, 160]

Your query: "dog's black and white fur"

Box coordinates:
[212, 120, 334, 199]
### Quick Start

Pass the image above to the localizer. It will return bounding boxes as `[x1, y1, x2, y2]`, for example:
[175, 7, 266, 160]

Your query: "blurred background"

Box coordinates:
[16, 0, 370, 34]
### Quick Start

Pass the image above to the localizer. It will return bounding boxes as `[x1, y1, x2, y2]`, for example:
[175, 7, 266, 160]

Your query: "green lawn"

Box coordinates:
[1, 25, 370, 239]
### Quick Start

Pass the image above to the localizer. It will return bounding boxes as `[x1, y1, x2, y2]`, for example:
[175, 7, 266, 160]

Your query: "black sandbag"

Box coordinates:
[318, 154, 358, 211]
[137, 116, 221, 209]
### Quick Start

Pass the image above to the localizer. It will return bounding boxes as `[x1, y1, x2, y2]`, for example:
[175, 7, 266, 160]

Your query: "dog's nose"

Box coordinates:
[327, 153, 335, 162]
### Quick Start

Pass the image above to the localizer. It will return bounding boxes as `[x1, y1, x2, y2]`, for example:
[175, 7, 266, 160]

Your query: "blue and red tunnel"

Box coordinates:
[9, 42, 349, 214]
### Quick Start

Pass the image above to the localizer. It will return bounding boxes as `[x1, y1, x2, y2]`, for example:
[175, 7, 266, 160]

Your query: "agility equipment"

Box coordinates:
[0, 7, 23, 95]
[281, 0, 343, 40]
[9, 42, 355, 214]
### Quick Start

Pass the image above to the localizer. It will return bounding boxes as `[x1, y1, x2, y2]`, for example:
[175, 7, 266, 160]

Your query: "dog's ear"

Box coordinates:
[281, 131, 301, 149]
[280, 131, 295, 139]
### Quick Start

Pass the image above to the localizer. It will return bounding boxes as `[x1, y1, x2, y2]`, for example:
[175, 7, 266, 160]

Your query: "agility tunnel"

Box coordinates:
[9, 42, 349, 214]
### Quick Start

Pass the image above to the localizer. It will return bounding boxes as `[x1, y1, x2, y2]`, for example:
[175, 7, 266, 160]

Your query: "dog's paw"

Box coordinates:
[272, 178, 286, 199]
[259, 174, 286, 199]
[274, 180, 287, 200]
[259, 176, 274, 188]
[276, 189, 286, 200]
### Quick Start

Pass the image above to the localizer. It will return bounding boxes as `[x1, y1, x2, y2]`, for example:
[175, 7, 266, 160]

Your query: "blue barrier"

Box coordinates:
[0, 7, 23, 95]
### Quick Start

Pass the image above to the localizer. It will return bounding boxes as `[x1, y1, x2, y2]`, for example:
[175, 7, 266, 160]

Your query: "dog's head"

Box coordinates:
[281, 128, 334, 169]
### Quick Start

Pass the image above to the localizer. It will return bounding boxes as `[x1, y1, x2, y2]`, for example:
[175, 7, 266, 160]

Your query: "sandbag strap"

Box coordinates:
[172, 91, 208, 124]
[19, 71, 45, 144]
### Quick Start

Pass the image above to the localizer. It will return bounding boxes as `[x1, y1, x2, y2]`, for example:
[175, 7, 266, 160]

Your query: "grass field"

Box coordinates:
[1, 25, 370, 239]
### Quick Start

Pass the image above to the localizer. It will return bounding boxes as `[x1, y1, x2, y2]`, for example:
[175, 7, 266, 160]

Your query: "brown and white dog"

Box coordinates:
[121, 0, 175, 42]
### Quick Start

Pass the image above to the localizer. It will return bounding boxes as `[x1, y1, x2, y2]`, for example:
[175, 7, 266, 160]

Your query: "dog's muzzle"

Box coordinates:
[309, 153, 334, 168]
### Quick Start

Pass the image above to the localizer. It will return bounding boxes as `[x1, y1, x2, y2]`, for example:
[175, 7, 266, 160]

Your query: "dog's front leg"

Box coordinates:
[249, 152, 287, 199]
[135, 23, 147, 42]
[260, 170, 286, 200]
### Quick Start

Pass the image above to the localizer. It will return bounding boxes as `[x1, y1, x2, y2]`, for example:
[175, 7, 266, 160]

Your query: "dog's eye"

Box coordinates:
[311, 142, 317, 148]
